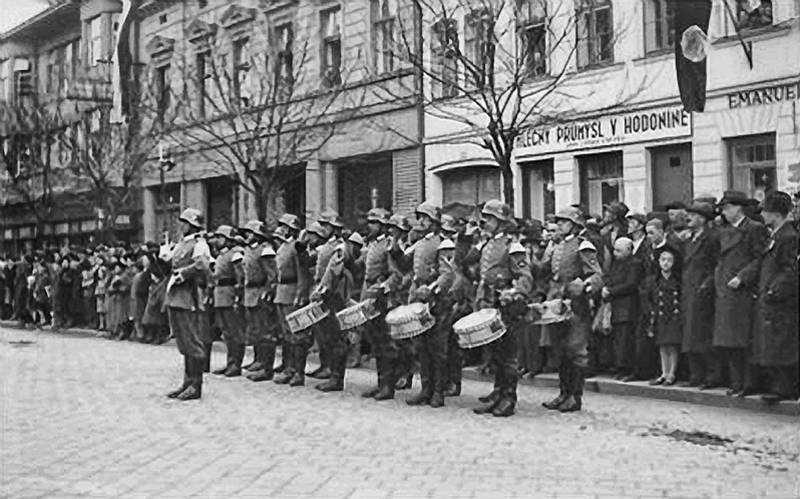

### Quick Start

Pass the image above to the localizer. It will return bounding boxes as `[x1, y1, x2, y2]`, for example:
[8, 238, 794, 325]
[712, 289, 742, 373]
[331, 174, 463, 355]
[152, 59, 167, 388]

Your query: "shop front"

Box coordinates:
[693, 79, 800, 200]
[514, 104, 694, 215]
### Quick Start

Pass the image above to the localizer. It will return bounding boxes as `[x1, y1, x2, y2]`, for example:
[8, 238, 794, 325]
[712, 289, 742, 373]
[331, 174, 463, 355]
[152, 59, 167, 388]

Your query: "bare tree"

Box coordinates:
[160, 18, 367, 222]
[0, 99, 71, 236]
[390, 0, 647, 209]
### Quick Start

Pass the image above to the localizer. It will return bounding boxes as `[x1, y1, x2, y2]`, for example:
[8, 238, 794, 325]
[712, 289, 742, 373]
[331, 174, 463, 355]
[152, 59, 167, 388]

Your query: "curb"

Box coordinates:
[3, 320, 797, 417]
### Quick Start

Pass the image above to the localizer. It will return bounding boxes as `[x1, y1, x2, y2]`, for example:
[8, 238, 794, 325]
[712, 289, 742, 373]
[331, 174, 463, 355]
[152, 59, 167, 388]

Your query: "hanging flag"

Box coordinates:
[111, 0, 134, 123]
[673, 0, 713, 112]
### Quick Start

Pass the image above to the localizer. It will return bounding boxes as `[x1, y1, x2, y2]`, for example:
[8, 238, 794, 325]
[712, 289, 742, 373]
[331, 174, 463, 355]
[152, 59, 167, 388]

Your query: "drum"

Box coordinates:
[285, 302, 329, 334]
[453, 308, 506, 349]
[531, 299, 572, 325]
[336, 301, 369, 331]
[386, 303, 434, 340]
[360, 298, 380, 320]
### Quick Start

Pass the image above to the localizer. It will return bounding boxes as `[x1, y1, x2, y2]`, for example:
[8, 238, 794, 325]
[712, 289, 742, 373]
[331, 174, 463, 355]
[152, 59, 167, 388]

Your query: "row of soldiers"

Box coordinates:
[161, 199, 603, 417]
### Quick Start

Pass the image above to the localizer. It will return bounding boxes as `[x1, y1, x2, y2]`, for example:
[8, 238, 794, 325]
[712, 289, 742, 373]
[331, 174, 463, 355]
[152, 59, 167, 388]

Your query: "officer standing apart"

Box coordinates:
[405, 202, 452, 408]
[540, 207, 603, 413]
[165, 208, 212, 401]
[209, 225, 246, 377]
[470, 200, 533, 417]
[239, 221, 279, 383]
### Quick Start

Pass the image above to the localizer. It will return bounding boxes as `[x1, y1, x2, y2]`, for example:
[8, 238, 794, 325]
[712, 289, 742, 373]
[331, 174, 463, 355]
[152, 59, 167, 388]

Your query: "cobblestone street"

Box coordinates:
[1, 326, 798, 499]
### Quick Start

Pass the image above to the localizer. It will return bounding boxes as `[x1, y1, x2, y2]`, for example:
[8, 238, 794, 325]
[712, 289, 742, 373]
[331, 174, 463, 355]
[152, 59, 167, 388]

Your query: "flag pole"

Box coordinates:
[721, 0, 754, 69]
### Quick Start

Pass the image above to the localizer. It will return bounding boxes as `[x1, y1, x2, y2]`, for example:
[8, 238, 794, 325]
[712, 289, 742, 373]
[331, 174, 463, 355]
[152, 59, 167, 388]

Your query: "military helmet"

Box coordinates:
[439, 214, 457, 234]
[241, 220, 269, 239]
[415, 202, 440, 222]
[319, 210, 344, 228]
[367, 207, 391, 224]
[554, 206, 584, 227]
[213, 225, 236, 240]
[388, 214, 410, 232]
[481, 199, 511, 222]
[278, 213, 301, 231]
[306, 221, 328, 239]
[179, 208, 205, 229]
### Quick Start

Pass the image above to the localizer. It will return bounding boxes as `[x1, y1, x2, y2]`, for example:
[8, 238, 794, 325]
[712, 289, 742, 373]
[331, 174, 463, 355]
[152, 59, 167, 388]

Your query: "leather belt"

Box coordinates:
[215, 278, 236, 286]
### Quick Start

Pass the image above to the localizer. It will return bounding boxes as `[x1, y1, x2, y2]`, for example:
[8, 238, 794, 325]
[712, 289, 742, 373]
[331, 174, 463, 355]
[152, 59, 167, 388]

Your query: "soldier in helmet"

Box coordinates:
[307, 211, 345, 380]
[209, 225, 246, 377]
[469, 200, 533, 417]
[539, 206, 603, 413]
[238, 221, 279, 382]
[404, 202, 454, 408]
[358, 208, 397, 400]
[164, 208, 212, 401]
[272, 214, 311, 386]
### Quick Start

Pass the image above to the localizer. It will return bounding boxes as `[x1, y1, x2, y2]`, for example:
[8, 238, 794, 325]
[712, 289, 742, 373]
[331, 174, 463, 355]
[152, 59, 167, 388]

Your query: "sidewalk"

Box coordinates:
[3, 319, 798, 417]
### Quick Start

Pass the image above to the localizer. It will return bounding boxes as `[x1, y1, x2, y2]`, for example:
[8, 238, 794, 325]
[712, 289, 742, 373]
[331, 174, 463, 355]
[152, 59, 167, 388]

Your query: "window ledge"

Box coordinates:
[712, 22, 792, 47]
[575, 60, 625, 76]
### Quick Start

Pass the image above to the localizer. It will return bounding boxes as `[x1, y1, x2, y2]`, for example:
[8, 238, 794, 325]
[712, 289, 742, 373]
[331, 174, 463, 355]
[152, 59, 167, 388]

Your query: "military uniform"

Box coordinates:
[383, 233, 415, 390]
[243, 241, 279, 380]
[309, 236, 340, 378]
[165, 211, 212, 401]
[405, 230, 452, 407]
[273, 233, 311, 385]
[212, 245, 246, 375]
[471, 234, 533, 414]
[359, 233, 395, 398]
[542, 230, 603, 412]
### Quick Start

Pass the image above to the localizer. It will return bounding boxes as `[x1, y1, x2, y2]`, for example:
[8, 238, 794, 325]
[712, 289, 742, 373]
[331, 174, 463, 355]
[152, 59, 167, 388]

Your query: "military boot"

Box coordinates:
[443, 381, 461, 397]
[289, 346, 308, 387]
[429, 363, 446, 408]
[543, 364, 570, 410]
[491, 398, 515, 417]
[478, 389, 501, 404]
[167, 356, 192, 398]
[273, 345, 295, 384]
[176, 358, 203, 401]
[316, 351, 345, 392]
[374, 358, 397, 401]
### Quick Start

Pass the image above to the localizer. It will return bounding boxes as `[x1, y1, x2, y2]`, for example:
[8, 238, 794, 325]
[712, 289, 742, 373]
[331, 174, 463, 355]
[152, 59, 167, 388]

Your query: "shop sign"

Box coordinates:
[728, 81, 800, 109]
[515, 106, 692, 157]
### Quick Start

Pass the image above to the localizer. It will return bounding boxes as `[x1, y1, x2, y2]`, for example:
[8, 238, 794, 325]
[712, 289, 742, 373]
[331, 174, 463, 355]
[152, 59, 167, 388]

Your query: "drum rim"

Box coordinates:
[457, 325, 507, 349]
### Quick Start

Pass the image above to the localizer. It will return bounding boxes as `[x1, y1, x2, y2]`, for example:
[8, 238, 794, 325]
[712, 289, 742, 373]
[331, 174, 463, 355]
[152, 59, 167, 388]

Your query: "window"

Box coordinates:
[196, 51, 211, 117]
[517, 0, 547, 77]
[575, 0, 614, 69]
[14, 67, 33, 101]
[275, 23, 294, 86]
[159, 14, 168, 24]
[431, 18, 459, 98]
[88, 16, 103, 66]
[644, 0, 674, 54]
[441, 167, 501, 209]
[464, 9, 490, 87]
[371, 0, 395, 74]
[579, 152, 623, 215]
[0, 60, 8, 101]
[232, 37, 251, 106]
[320, 7, 342, 87]
[728, 134, 776, 202]
[736, 0, 772, 30]
[156, 64, 170, 118]
[63, 40, 79, 92]
[47, 48, 62, 94]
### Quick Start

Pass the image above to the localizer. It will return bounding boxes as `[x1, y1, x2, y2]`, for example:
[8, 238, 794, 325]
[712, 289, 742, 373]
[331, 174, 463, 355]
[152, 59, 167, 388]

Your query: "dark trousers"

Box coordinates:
[717, 347, 748, 391]
[413, 319, 449, 396]
[446, 331, 463, 386]
[686, 351, 720, 385]
[613, 322, 636, 372]
[634, 334, 659, 380]
[766, 365, 799, 398]
[516, 322, 543, 375]
[488, 320, 521, 402]
[318, 314, 347, 379]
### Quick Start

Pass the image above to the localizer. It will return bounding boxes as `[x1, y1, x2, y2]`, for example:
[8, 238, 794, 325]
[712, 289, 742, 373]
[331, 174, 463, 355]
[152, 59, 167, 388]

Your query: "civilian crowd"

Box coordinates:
[1, 189, 798, 404]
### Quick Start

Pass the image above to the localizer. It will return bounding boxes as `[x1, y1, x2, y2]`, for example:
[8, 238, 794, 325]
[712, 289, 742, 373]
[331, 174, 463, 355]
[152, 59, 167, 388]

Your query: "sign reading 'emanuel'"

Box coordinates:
[515, 106, 692, 157]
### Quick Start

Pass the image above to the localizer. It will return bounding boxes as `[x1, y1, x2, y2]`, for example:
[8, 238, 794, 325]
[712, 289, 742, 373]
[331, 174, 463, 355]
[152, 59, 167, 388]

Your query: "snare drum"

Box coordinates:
[336, 301, 369, 331]
[453, 308, 506, 349]
[386, 303, 434, 340]
[285, 302, 329, 334]
[531, 299, 572, 325]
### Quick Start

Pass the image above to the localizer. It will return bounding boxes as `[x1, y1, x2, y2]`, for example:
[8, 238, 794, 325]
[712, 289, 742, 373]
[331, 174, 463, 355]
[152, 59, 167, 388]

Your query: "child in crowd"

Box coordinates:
[95, 264, 108, 332]
[645, 247, 682, 386]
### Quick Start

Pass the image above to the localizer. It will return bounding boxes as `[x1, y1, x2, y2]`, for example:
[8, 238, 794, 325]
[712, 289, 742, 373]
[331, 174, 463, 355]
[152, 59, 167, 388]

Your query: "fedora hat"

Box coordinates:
[718, 190, 749, 207]
[686, 201, 715, 220]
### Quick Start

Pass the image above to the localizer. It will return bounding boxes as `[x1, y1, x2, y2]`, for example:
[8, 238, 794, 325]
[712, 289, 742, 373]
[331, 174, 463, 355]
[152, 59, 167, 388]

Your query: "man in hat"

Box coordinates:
[713, 190, 768, 397]
[272, 214, 311, 386]
[208, 225, 246, 377]
[359, 208, 398, 399]
[404, 202, 448, 408]
[600, 202, 629, 268]
[467, 200, 532, 417]
[239, 221, 280, 382]
[539, 206, 603, 413]
[680, 201, 721, 388]
[752, 191, 798, 402]
[165, 208, 212, 401]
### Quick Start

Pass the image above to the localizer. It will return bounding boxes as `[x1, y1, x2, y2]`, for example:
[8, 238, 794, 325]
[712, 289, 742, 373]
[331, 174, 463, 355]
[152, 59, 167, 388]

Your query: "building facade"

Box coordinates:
[0, 0, 141, 256]
[135, 0, 424, 241]
[423, 0, 800, 219]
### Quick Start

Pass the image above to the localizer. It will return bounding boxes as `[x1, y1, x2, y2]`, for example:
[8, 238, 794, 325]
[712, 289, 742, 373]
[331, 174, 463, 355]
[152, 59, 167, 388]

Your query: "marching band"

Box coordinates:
[163, 200, 598, 417]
